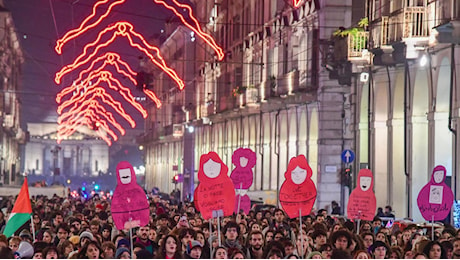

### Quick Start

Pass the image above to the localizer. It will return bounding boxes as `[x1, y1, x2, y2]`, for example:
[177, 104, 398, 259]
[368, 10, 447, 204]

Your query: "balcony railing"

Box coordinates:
[370, 16, 389, 49]
[389, 6, 428, 42]
[347, 31, 370, 60]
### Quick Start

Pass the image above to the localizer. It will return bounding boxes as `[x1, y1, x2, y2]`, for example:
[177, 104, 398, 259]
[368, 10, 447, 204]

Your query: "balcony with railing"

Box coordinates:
[347, 31, 371, 63]
[388, 6, 429, 43]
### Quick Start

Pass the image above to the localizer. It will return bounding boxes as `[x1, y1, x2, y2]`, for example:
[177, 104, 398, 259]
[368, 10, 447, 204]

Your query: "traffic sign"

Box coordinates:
[341, 149, 355, 163]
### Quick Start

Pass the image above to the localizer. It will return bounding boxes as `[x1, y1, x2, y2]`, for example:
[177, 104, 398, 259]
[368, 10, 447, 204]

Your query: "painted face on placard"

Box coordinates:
[433, 170, 444, 183]
[360, 176, 372, 191]
[119, 168, 132, 184]
[291, 166, 307, 184]
[203, 159, 221, 178]
[240, 157, 248, 167]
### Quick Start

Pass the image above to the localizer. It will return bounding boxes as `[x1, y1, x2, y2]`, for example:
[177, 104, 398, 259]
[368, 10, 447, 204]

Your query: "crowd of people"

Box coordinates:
[0, 192, 458, 259]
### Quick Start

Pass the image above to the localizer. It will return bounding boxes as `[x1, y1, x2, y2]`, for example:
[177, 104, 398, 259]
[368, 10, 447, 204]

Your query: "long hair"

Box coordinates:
[157, 234, 182, 259]
[77, 240, 101, 259]
[422, 240, 447, 259]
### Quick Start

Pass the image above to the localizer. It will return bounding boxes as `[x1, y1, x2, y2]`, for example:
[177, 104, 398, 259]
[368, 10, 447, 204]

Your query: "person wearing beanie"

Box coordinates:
[79, 231, 94, 247]
[115, 247, 131, 259]
[185, 240, 203, 259]
[117, 238, 130, 249]
[307, 251, 323, 259]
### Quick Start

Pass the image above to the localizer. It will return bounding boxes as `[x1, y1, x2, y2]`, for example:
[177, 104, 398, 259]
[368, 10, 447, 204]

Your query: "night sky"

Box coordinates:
[4, 0, 174, 128]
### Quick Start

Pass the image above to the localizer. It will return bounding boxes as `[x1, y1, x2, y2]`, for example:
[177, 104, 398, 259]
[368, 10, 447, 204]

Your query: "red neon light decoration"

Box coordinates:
[293, 0, 302, 8]
[58, 110, 118, 142]
[153, 0, 225, 61]
[58, 100, 126, 135]
[57, 70, 148, 118]
[55, 0, 125, 54]
[143, 89, 162, 108]
[55, 22, 184, 90]
[56, 0, 224, 61]
[56, 52, 137, 103]
[56, 0, 229, 143]
[58, 86, 136, 127]
[58, 116, 115, 146]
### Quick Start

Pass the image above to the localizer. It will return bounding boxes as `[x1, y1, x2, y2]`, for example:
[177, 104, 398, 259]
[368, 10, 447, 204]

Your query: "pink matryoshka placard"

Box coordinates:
[417, 165, 454, 221]
[347, 169, 376, 221]
[111, 161, 150, 230]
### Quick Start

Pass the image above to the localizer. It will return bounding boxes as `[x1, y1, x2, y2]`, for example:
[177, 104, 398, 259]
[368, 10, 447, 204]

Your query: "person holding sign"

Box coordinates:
[347, 169, 377, 221]
[111, 161, 150, 230]
[279, 155, 317, 218]
[230, 148, 256, 214]
[194, 152, 235, 220]
[417, 165, 454, 221]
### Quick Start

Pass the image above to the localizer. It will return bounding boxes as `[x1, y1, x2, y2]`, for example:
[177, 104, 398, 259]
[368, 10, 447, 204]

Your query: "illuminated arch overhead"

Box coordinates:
[153, 0, 225, 60]
[57, 70, 148, 118]
[58, 100, 126, 136]
[55, 21, 184, 90]
[58, 86, 136, 127]
[55, 0, 125, 54]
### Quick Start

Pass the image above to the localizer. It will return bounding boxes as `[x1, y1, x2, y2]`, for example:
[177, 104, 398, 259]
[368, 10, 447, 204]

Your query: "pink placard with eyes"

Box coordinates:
[230, 148, 256, 190]
[417, 165, 454, 221]
[111, 161, 149, 230]
[347, 169, 376, 221]
[279, 155, 317, 218]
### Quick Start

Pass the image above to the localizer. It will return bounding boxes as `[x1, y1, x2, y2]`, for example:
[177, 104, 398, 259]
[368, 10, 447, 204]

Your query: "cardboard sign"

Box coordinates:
[195, 152, 235, 219]
[279, 155, 317, 218]
[417, 165, 454, 221]
[111, 161, 150, 230]
[347, 169, 376, 221]
[230, 148, 256, 189]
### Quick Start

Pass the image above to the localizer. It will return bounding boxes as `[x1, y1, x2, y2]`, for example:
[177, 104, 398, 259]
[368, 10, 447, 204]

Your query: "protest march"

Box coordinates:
[0, 151, 457, 259]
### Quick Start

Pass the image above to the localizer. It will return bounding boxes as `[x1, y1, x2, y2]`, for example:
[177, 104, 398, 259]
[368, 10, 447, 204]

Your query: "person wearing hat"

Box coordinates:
[115, 247, 131, 259]
[370, 241, 389, 259]
[79, 231, 94, 248]
[185, 240, 203, 259]
[117, 238, 130, 249]
[307, 251, 323, 259]
[19, 229, 33, 243]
